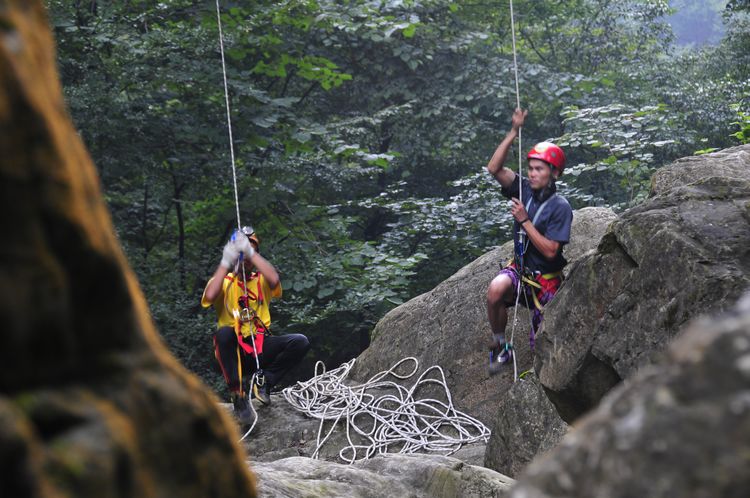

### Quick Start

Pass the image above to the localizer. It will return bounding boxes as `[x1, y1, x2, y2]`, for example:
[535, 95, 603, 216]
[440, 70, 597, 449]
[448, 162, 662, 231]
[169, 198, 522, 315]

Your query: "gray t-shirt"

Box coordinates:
[501, 176, 573, 274]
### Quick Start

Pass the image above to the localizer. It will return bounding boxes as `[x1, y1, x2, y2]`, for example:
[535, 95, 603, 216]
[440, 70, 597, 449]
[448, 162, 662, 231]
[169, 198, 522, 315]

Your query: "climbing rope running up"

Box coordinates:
[214, 0, 241, 233]
[506, 0, 525, 382]
[215, 0, 264, 437]
[282, 357, 490, 464]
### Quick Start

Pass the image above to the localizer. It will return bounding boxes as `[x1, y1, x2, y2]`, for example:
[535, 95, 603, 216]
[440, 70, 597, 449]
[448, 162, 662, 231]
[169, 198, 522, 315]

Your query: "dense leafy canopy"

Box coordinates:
[46, 0, 750, 393]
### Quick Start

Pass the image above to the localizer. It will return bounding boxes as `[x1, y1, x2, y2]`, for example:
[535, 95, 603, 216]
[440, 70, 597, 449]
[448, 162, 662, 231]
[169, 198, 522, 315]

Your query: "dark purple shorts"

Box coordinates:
[497, 265, 562, 349]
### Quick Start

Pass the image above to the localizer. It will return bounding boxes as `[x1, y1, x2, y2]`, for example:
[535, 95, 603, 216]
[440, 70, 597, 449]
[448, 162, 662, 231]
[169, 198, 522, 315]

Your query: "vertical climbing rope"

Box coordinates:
[215, 0, 263, 436]
[214, 0, 242, 233]
[507, 0, 523, 381]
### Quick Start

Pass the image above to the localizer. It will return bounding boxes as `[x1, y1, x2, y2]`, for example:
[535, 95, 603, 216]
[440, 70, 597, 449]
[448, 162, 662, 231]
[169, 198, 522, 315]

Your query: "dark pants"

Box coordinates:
[214, 326, 310, 393]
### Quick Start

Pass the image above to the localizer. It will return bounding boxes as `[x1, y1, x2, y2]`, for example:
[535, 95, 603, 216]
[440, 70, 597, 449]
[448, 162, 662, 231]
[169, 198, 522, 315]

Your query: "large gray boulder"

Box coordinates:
[535, 145, 750, 422]
[253, 454, 515, 497]
[350, 207, 617, 427]
[483, 374, 568, 478]
[650, 144, 750, 195]
[511, 292, 750, 498]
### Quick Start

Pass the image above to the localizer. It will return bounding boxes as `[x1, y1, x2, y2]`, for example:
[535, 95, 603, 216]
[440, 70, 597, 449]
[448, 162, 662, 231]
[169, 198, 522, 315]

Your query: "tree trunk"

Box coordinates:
[172, 171, 186, 289]
[142, 171, 150, 260]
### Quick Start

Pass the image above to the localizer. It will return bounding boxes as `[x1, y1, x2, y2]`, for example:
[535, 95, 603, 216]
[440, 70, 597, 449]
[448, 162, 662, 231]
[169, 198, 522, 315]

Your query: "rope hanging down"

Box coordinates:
[507, 0, 524, 381]
[282, 357, 490, 464]
[214, 0, 242, 232]
[215, 1, 264, 436]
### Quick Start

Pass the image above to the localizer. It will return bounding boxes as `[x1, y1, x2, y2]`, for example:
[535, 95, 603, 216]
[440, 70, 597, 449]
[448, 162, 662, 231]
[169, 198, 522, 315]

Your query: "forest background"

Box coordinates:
[45, 0, 750, 395]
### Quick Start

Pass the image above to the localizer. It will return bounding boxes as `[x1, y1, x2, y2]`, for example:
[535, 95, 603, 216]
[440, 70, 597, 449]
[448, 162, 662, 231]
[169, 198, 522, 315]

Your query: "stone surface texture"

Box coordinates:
[535, 144, 750, 422]
[511, 292, 750, 498]
[253, 454, 515, 498]
[0, 3, 256, 497]
[483, 374, 568, 478]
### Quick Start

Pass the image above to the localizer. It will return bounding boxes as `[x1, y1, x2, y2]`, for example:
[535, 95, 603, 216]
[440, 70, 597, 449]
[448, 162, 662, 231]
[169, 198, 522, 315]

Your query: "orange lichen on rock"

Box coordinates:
[0, 2, 256, 497]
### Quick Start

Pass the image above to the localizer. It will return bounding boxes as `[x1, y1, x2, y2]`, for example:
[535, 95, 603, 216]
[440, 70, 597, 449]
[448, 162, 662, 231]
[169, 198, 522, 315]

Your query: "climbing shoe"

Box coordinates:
[488, 339, 513, 375]
[252, 382, 271, 406]
[231, 392, 255, 425]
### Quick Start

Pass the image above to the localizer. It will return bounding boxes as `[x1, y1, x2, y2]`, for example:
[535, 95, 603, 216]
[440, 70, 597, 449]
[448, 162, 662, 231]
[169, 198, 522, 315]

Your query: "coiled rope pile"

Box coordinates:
[282, 357, 490, 463]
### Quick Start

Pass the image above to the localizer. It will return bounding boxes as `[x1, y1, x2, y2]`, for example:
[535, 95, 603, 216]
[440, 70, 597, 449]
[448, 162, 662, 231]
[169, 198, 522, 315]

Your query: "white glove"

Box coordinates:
[220, 239, 240, 269]
[234, 232, 255, 259]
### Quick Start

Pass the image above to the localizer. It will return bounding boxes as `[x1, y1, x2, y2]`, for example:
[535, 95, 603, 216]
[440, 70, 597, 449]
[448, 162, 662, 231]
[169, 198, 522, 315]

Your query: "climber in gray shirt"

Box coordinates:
[485, 108, 573, 372]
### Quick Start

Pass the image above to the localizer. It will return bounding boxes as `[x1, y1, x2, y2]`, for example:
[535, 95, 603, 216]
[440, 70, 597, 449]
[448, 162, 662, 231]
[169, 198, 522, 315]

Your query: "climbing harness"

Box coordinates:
[214, 0, 268, 437]
[231, 267, 277, 441]
[282, 357, 490, 463]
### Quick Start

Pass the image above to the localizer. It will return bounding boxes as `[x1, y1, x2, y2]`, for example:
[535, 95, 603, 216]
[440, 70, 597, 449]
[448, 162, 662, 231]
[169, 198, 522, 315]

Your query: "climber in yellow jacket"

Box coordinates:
[202, 226, 309, 424]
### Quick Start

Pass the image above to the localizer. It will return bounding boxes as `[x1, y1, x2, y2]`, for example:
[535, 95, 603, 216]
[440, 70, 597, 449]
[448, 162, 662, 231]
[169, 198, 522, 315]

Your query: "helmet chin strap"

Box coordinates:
[533, 177, 557, 203]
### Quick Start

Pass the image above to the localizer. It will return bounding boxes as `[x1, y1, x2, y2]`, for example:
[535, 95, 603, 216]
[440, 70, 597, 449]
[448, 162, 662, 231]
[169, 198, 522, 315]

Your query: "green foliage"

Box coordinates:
[726, 0, 750, 12]
[502, 0, 673, 74]
[730, 98, 750, 144]
[557, 103, 682, 207]
[694, 146, 720, 155]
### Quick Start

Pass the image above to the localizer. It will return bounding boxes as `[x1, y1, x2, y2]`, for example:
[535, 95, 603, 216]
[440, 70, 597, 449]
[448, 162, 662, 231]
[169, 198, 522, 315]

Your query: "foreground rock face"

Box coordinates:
[483, 375, 568, 478]
[535, 144, 750, 422]
[0, 3, 256, 497]
[253, 454, 515, 498]
[349, 207, 617, 427]
[512, 293, 750, 498]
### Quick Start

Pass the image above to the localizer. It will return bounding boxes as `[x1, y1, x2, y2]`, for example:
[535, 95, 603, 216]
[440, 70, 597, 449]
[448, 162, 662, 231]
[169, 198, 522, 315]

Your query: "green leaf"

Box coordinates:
[694, 147, 719, 155]
[317, 287, 335, 298]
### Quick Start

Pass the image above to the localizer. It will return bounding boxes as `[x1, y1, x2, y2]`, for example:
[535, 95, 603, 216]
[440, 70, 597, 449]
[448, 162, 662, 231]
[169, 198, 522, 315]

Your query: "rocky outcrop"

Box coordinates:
[242, 148, 750, 494]
[649, 144, 750, 195]
[0, 3, 256, 497]
[242, 147, 750, 495]
[349, 207, 617, 427]
[253, 454, 515, 497]
[511, 292, 750, 498]
[535, 144, 750, 422]
[483, 374, 568, 478]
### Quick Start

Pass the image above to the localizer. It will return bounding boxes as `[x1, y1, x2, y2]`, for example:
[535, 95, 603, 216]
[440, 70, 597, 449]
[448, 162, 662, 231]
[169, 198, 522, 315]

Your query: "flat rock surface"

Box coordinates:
[252, 454, 515, 498]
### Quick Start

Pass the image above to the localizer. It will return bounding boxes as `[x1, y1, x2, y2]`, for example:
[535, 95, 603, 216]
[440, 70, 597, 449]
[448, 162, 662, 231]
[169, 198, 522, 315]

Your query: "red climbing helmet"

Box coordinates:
[527, 142, 566, 175]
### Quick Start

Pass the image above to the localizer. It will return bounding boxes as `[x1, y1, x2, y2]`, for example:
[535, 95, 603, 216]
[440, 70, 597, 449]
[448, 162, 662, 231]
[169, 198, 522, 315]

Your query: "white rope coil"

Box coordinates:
[282, 357, 490, 464]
